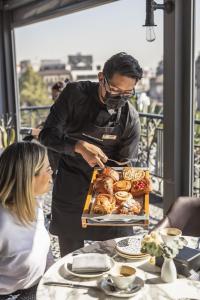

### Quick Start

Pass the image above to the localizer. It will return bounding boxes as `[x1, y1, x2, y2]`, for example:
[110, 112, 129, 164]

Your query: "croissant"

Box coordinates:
[93, 176, 113, 194]
[102, 167, 120, 182]
[131, 177, 151, 197]
[93, 194, 116, 214]
[113, 180, 131, 192]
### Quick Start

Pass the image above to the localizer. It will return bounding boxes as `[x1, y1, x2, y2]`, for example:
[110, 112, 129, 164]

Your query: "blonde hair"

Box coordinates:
[0, 142, 46, 225]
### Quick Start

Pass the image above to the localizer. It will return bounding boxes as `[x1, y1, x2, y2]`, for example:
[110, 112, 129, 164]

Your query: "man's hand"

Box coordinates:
[75, 140, 108, 168]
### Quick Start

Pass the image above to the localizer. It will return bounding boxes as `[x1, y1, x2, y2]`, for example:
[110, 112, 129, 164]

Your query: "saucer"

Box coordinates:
[100, 276, 145, 298]
[64, 257, 115, 278]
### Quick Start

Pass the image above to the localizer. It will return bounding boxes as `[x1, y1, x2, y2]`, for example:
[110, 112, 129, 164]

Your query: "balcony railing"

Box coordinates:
[19, 105, 200, 199]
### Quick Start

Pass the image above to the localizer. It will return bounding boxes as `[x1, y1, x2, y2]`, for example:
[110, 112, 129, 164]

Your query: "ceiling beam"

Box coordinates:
[11, 0, 119, 28]
[2, 0, 36, 10]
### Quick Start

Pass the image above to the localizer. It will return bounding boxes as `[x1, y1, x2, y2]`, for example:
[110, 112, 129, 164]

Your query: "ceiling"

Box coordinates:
[0, 0, 119, 27]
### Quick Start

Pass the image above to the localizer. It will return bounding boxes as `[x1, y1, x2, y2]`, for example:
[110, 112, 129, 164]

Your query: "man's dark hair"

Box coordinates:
[103, 52, 143, 81]
[52, 81, 64, 92]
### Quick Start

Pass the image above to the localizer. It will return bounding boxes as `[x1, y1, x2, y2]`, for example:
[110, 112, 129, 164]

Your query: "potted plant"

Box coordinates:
[141, 231, 187, 283]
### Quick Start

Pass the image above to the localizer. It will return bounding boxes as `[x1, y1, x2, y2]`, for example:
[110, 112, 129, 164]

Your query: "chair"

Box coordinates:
[153, 197, 200, 237]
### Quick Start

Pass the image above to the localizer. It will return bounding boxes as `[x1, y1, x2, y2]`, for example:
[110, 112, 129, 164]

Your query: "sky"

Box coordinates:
[15, 0, 200, 70]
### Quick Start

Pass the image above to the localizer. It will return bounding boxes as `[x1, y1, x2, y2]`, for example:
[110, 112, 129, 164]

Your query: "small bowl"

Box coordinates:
[109, 265, 136, 290]
[160, 228, 182, 244]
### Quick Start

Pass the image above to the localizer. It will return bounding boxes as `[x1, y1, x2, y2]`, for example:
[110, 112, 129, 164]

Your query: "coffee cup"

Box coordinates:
[160, 228, 182, 244]
[109, 264, 136, 290]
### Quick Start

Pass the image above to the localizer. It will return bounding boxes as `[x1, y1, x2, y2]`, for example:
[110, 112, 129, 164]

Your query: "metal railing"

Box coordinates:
[19, 105, 200, 198]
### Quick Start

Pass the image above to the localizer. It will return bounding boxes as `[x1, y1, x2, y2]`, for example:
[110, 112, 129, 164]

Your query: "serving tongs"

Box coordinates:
[106, 159, 132, 167]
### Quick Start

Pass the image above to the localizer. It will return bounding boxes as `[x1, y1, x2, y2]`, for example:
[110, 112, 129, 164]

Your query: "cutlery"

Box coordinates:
[43, 281, 100, 290]
[107, 159, 132, 166]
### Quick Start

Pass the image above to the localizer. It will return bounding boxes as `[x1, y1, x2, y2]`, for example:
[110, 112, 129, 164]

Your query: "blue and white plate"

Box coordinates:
[116, 236, 147, 257]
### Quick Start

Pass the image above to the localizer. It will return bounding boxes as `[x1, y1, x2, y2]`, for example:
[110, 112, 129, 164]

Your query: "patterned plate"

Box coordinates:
[116, 236, 146, 256]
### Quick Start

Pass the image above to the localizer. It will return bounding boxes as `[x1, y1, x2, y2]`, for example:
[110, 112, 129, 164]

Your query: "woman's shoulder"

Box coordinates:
[0, 205, 37, 254]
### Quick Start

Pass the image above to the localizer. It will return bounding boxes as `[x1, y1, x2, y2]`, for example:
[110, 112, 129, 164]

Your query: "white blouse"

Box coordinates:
[0, 203, 50, 294]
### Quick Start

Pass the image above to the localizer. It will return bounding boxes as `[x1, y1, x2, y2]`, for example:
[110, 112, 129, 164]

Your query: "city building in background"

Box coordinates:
[38, 59, 72, 96]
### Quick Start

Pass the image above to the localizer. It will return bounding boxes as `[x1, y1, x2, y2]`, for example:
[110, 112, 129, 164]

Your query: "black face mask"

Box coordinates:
[103, 91, 131, 110]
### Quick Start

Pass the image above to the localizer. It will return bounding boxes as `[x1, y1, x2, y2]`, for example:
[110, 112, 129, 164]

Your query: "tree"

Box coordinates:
[19, 66, 51, 106]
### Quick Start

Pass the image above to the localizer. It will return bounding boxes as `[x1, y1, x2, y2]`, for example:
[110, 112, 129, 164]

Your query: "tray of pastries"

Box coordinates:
[82, 167, 151, 228]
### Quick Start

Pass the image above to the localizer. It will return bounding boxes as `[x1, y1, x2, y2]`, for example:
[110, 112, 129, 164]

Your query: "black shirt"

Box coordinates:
[39, 81, 140, 163]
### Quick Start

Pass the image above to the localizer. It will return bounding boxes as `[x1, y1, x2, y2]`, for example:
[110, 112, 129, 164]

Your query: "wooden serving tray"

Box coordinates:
[81, 167, 149, 228]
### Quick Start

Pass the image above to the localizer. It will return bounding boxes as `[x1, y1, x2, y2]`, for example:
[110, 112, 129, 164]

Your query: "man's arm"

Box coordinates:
[39, 83, 108, 167]
[39, 85, 77, 156]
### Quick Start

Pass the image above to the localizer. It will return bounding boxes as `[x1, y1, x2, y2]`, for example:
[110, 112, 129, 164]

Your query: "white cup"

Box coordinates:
[159, 228, 182, 244]
[109, 264, 136, 290]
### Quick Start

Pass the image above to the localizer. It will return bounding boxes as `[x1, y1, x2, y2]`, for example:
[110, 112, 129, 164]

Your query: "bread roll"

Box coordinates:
[113, 180, 131, 192]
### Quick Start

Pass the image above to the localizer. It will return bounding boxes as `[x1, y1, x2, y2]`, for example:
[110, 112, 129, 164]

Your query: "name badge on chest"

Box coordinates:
[102, 134, 117, 140]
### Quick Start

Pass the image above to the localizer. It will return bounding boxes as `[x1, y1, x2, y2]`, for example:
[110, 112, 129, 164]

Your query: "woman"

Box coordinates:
[0, 142, 53, 299]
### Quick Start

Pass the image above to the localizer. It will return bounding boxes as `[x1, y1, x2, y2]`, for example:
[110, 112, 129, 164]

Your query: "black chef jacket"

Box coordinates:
[39, 81, 141, 240]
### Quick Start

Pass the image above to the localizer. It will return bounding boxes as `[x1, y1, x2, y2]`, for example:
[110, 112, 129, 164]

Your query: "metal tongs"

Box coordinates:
[106, 159, 132, 167]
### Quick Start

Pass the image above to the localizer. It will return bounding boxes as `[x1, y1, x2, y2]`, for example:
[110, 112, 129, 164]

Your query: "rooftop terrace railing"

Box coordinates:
[19, 105, 200, 199]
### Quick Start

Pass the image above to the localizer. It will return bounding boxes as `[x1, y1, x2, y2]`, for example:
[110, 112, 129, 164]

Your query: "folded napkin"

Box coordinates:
[72, 253, 111, 273]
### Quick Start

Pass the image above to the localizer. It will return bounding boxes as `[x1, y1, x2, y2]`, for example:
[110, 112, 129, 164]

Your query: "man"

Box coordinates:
[39, 52, 143, 256]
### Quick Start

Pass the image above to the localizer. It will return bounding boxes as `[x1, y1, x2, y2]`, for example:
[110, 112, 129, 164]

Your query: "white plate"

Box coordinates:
[63, 256, 115, 278]
[116, 250, 150, 262]
[116, 236, 145, 256]
[100, 276, 145, 298]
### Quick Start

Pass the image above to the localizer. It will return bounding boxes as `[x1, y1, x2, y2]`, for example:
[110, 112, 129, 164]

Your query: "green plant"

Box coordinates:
[0, 116, 16, 149]
[141, 232, 187, 259]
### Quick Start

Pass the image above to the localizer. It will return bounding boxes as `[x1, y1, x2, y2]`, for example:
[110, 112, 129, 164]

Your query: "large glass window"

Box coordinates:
[193, 0, 200, 196]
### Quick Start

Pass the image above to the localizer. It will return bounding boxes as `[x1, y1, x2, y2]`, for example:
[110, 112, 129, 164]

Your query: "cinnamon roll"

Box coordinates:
[114, 191, 132, 203]
[113, 180, 131, 192]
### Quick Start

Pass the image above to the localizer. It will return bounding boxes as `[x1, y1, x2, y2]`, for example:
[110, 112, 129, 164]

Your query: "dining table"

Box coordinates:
[36, 236, 200, 300]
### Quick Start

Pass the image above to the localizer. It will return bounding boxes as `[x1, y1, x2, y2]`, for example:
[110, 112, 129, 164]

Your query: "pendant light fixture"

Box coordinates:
[143, 0, 174, 42]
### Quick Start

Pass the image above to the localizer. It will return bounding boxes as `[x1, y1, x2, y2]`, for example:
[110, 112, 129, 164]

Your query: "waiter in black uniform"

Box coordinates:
[39, 52, 143, 256]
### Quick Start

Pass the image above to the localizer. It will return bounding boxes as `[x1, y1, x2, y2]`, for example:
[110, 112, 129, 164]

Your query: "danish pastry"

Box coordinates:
[114, 191, 132, 203]
[123, 167, 145, 181]
[113, 180, 131, 192]
[102, 167, 120, 182]
[93, 194, 115, 214]
[131, 177, 151, 197]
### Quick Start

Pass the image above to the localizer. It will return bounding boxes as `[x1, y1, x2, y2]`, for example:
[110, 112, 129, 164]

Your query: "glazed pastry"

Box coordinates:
[114, 191, 132, 203]
[102, 167, 120, 182]
[113, 180, 131, 192]
[118, 198, 142, 215]
[93, 194, 116, 214]
[93, 176, 113, 194]
[123, 167, 145, 181]
[131, 177, 151, 197]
